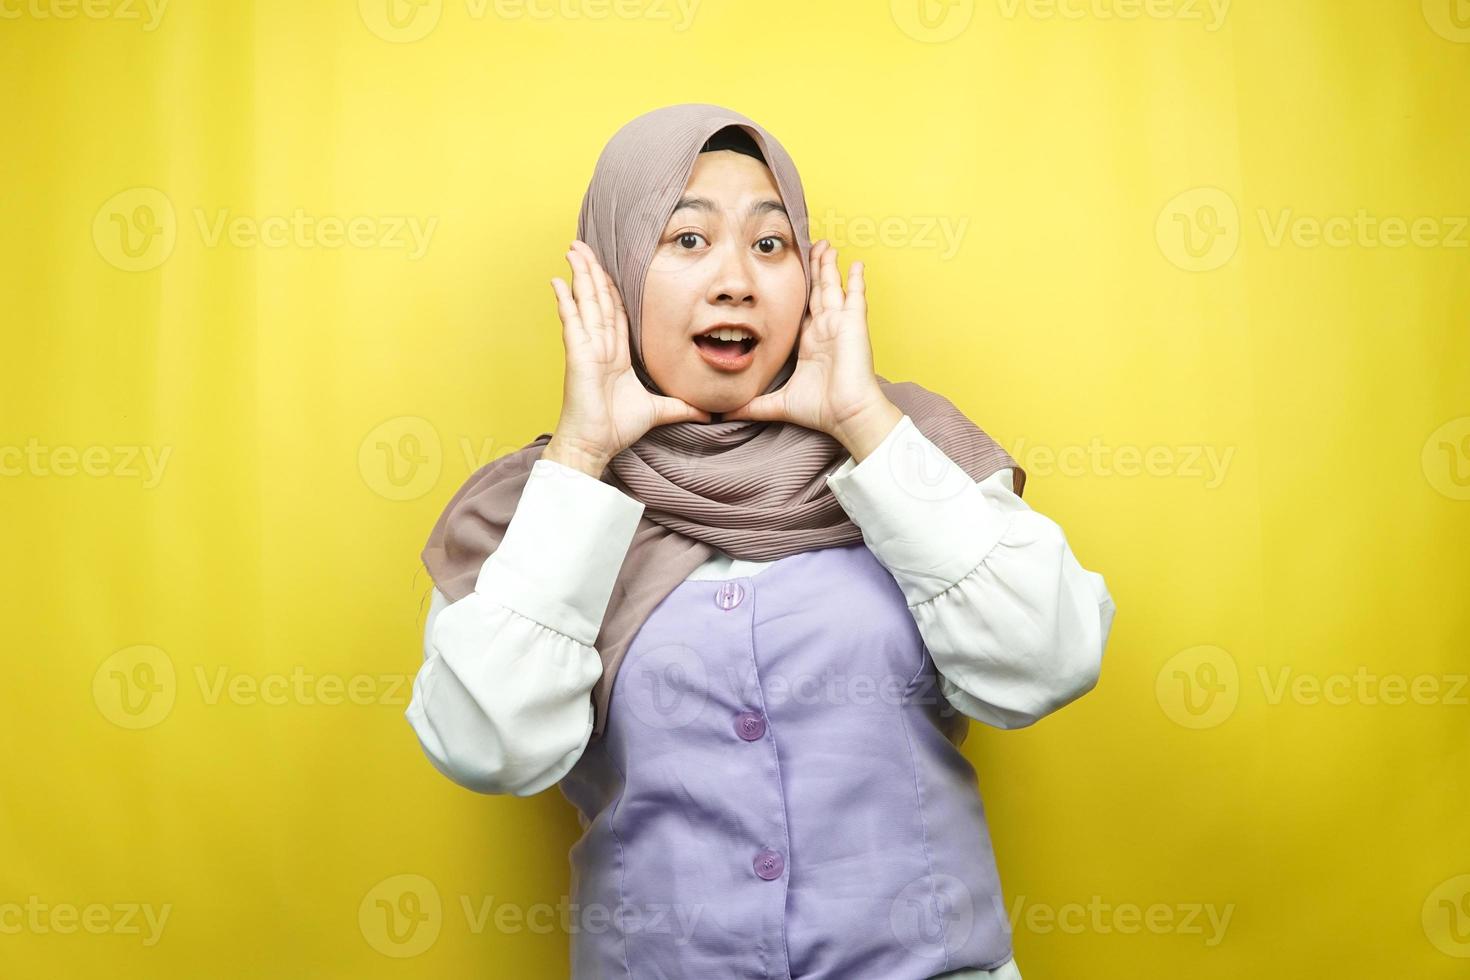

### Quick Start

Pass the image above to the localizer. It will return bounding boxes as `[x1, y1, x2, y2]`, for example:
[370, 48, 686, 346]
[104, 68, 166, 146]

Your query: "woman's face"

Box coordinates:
[638, 149, 808, 414]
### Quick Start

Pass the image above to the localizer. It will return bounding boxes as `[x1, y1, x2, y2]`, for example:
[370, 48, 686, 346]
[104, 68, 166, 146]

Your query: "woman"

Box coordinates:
[408, 103, 1116, 979]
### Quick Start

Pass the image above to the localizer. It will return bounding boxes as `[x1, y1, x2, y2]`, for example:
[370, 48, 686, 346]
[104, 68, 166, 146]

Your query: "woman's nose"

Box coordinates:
[707, 242, 756, 305]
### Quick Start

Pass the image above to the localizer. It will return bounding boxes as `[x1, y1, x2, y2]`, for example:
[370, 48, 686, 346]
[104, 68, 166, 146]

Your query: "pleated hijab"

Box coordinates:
[421, 103, 1024, 741]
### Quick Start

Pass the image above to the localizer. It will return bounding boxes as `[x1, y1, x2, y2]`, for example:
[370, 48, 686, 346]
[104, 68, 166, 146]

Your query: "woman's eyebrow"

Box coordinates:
[670, 196, 789, 220]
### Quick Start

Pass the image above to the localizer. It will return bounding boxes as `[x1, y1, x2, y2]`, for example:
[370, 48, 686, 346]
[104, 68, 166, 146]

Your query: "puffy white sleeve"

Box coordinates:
[825, 413, 1116, 730]
[406, 458, 644, 796]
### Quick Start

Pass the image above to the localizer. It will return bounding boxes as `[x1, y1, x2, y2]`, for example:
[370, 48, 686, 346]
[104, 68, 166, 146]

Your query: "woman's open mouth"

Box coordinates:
[692, 328, 759, 372]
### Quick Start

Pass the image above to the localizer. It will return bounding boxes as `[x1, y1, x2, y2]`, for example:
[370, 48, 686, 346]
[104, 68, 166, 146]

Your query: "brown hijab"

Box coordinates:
[421, 103, 1025, 741]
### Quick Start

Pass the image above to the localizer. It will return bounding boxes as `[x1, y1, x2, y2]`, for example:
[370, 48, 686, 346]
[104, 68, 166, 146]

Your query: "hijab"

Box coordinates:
[421, 103, 1025, 742]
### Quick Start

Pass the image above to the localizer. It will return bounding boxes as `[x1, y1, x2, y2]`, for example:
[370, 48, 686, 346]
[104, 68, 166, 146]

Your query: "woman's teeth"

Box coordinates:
[694, 335, 756, 354]
[703, 327, 754, 342]
[692, 332, 759, 370]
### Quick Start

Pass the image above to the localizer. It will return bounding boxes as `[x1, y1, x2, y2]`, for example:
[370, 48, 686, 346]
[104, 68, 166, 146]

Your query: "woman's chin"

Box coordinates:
[675, 380, 762, 416]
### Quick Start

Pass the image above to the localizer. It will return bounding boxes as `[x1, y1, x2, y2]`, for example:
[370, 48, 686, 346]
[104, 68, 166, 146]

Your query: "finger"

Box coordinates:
[845, 260, 866, 315]
[605, 263, 627, 317]
[572, 240, 615, 328]
[819, 243, 845, 313]
[652, 395, 712, 426]
[550, 277, 586, 337]
[586, 246, 631, 361]
[605, 271, 631, 363]
[722, 393, 784, 423]
[567, 248, 602, 333]
[808, 240, 826, 317]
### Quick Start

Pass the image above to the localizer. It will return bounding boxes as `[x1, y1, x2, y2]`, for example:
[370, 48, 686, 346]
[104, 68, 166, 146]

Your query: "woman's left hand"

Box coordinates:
[724, 240, 899, 451]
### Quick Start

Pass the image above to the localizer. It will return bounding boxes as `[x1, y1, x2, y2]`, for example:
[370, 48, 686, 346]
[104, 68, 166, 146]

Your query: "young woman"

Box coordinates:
[408, 103, 1116, 980]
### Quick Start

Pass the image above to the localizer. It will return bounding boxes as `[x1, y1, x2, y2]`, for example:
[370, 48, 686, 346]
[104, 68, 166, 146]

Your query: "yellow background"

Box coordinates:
[3, 0, 1467, 976]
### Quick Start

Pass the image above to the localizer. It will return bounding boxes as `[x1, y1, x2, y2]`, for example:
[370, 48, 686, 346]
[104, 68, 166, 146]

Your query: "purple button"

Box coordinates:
[753, 848, 784, 880]
[734, 710, 766, 741]
[714, 581, 745, 610]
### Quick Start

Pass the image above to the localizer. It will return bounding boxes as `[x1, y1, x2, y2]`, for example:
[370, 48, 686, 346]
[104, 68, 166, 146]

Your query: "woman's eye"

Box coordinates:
[673, 231, 788, 253]
[755, 235, 788, 255]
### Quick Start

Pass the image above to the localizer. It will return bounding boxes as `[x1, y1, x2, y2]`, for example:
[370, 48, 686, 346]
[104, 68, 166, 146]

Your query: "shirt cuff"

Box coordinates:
[475, 458, 645, 646]
[825, 413, 1013, 606]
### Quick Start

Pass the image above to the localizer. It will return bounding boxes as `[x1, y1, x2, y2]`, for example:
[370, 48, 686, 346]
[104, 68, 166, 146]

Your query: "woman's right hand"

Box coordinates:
[545, 240, 712, 478]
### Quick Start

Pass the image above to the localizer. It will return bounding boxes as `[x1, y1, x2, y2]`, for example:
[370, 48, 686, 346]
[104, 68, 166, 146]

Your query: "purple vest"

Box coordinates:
[557, 542, 1015, 979]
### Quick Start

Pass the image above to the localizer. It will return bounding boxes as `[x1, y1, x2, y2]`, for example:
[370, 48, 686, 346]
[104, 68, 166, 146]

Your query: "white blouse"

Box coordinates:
[406, 413, 1117, 799]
